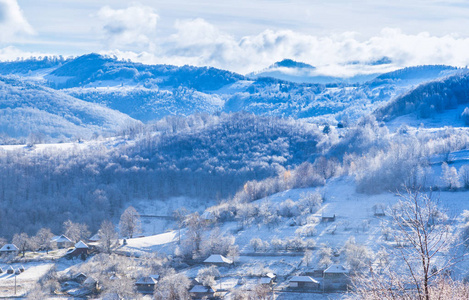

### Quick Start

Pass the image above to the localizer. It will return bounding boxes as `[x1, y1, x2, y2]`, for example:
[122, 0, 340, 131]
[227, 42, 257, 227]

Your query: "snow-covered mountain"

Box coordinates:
[0, 55, 464, 137]
[0, 76, 140, 142]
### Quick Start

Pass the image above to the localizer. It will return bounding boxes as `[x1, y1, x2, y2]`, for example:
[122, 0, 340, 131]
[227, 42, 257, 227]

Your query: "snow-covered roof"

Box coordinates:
[75, 240, 89, 249]
[265, 272, 276, 279]
[201, 210, 216, 220]
[136, 276, 158, 285]
[324, 264, 349, 274]
[0, 244, 18, 251]
[83, 277, 98, 286]
[189, 285, 215, 293]
[290, 276, 319, 283]
[260, 277, 273, 284]
[88, 233, 100, 242]
[203, 254, 233, 264]
[53, 235, 72, 243]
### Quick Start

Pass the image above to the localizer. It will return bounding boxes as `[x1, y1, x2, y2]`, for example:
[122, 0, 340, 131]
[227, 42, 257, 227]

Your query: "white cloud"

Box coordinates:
[125, 21, 469, 76]
[97, 4, 159, 51]
[0, 0, 34, 43]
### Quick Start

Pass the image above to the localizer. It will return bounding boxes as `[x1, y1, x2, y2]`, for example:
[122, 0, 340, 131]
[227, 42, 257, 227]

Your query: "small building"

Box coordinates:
[289, 276, 320, 289]
[323, 264, 350, 291]
[19, 265, 25, 272]
[66, 241, 90, 259]
[321, 213, 336, 222]
[53, 235, 73, 249]
[135, 275, 159, 294]
[7, 266, 14, 274]
[88, 233, 101, 243]
[189, 285, 216, 299]
[201, 211, 216, 222]
[83, 277, 99, 293]
[260, 272, 276, 285]
[0, 267, 3, 273]
[0, 244, 19, 255]
[73, 273, 88, 284]
[203, 254, 233, 266]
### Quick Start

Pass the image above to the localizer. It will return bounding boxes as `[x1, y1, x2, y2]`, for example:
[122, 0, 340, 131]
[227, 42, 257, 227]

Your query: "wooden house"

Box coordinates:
[53, 235, 73, 249]
[189, 285, 216, 299]
[203, 254, 233, 266]
[289, 276, 320, 289]
[135, 275, 159, 294]
[323, 264, 350, 291]
[0, 244, 19, 256]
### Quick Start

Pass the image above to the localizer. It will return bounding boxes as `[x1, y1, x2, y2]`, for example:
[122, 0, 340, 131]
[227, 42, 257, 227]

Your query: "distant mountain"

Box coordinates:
[248, 59, 379, 84]
[0, 55, 462, 126]
[272, 59, 316, 69]
[375, 70, 469, 122]
[0, 76, 140, 141]
[47, 53, 244, 91]
[369, 65, 458, 86]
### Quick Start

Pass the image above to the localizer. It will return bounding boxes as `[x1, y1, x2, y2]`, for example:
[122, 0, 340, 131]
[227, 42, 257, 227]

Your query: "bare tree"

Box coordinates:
[352, 190, 462, 300]
[154, 272, 190, 300]
[63, 220, 91, 242]
[13, 232, 34, 257]
[34, 228, 54, 253]
[98, 220, 118, 254]
[118, 206, 141, 238]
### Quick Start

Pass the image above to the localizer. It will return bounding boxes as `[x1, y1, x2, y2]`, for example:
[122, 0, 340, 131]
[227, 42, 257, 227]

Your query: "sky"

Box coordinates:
[4, 0, 469, 75]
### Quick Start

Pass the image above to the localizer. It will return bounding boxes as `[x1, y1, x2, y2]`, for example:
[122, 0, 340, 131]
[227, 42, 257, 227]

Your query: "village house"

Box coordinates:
[135, 275, 159, 294]
[66, 241, 90, 259]
[189, 285, 217, 299]
[73, 273, 88, 284]
[0, 244, 19, 256]
[321, 212, 336, 222]
[289, 276, 320, 289]
[323, 264, 350, 291]
[260, 272, 276, 285]
[203, 254, 233, 266]
[53, 235, 73, 249]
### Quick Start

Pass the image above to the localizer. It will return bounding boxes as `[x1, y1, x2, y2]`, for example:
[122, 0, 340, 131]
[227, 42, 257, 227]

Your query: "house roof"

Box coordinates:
[53, 235, 72, 243]
[324, 264, 349, 274]
[189, 285, 215, 293]
[201, 210, 216, 220]
[74, 241, 89, 249]
[203, 254, 233, 264]
[260, 277, 273, 284]
[88, 233, 100, 242]
[290, 276, 319, 283]
[0, 244, 19, 251]
[136, 276, 158, 285]
[74, 273, 87, 279]
[265, 272, 276, 279]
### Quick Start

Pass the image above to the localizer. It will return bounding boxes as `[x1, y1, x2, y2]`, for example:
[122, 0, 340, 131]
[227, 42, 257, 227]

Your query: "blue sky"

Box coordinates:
[4, 0, 469, 75]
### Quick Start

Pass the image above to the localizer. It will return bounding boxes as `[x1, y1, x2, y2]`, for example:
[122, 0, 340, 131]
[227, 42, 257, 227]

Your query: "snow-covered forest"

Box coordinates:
[3, 55, 469, 299]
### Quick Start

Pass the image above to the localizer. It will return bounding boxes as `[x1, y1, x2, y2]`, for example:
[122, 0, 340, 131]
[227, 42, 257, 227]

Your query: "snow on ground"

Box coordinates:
[0, 262, 54, 297]
[118, 230, 180, 256]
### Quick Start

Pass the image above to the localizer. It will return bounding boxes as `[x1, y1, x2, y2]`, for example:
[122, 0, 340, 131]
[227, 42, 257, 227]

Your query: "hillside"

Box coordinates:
[375, 70, 469, 122]
[0, 76, 140, 142]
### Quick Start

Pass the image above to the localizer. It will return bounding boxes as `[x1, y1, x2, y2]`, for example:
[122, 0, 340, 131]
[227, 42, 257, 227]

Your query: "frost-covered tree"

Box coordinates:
[154, 272, 190, 300]
[63, 220, 90, 243]
[98, 220, 118, 254]
[118, 206, 141, 239]
[353, 190, 458, 300]
[13, 232, 34, 257]
[318, 244, 332, 268]
[34, 228, 54, 253]
[441, 162, 460, 190]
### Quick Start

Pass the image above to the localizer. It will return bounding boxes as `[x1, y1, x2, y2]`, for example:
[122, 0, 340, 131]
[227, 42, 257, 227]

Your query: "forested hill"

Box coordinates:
[0, 113, 325, 238]
[375, 71, 469, 121]
[47, 53, 244, 90]
[0, 76, 140, 141]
